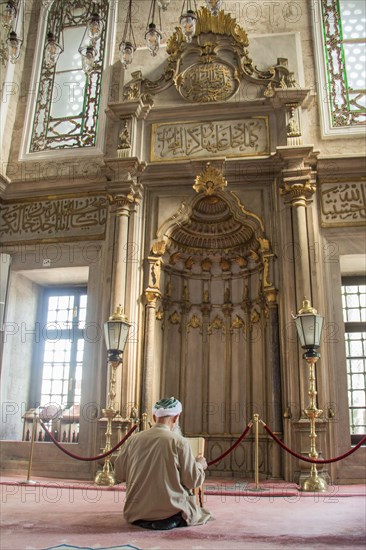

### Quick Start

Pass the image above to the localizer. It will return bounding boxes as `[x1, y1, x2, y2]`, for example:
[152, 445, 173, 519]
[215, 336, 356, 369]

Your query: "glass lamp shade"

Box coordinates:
[7, 31, 21, 63]
[2, 1, 16, 30]
[119, 40, 135, 69]
[44, 32, 63, 68]
[180, 10, 197, 43]
[205, 0, 222, 16]
[145, 23, 162, 56]
[80, 45, 96, 75]
[157, 0, 170, 10]
[294, 313, 324, 350]
[87, 12, 103, 42]
[104, 309, 131, 361]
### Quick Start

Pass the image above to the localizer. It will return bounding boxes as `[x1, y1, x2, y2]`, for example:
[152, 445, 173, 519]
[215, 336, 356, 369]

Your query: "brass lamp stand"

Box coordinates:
[94, 360, 120, 486]
[95, 306, 131, 486]
[302, 350, 327, 491]
[293, 298, 328, 492]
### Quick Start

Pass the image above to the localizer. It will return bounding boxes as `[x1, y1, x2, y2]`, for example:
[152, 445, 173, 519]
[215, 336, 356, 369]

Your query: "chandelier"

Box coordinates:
[43, 1, 104, 74]
[119, 0, 223, 69]
[145, 0, 163, 57]
[180, 0, 198, 44]
[44, 1, 63, 69]
[78, 3, 104, 75]
[119, 0, 136, 69]
[1, 0, 225, 69]
[1, 0, 24, 63]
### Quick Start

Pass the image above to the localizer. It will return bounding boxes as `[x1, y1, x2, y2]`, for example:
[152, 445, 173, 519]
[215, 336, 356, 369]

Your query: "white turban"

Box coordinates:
[152, 397, 182, 418]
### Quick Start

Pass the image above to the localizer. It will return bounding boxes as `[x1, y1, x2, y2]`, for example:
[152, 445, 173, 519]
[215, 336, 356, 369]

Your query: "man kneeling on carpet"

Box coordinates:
[114, 397, 211, 530]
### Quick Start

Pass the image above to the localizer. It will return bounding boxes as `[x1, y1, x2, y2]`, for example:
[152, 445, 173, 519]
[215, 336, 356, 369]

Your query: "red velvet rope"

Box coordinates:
[263, 423, 366, 464]
[39, 419, 137, 462]
[207, 423, 252, 467]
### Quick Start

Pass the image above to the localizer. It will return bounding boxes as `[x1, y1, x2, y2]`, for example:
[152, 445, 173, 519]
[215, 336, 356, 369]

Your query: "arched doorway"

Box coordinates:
[143, 164, 281, 477]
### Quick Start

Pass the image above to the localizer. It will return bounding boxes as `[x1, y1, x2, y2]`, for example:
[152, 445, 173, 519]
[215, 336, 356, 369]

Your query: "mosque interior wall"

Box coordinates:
[0, 0, 365, 483]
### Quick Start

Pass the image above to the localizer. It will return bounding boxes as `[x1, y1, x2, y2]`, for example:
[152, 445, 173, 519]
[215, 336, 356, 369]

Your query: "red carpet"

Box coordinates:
[1, 476, 365, 549]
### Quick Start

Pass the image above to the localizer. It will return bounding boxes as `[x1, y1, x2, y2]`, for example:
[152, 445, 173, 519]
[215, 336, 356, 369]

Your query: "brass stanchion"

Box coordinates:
[24, 412, 38, 485]
[253, 413, 260, 489]
[248, 414, 269, 492]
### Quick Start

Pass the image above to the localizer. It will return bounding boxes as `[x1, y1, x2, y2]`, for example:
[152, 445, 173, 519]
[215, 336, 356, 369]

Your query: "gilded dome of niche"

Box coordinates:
[169, 194, 255, 254]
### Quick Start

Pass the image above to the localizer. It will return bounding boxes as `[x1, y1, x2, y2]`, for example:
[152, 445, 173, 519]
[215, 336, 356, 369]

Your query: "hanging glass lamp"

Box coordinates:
[145, 22, 162, 56]
[80, 44, 96, 75]
[119, 0, 136, 69]
[7, 30, 22, 63]
[44, 31, 63, 68]
[145, 0, 162, 57]
[2, 1, 17, 29]
[119, 41, 135, 69]
[180, 9, 197, 43]
[87, 10, 103, 42]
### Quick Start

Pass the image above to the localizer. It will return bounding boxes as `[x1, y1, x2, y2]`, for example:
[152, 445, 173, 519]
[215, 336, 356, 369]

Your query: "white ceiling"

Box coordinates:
[17, 266, 89, 286]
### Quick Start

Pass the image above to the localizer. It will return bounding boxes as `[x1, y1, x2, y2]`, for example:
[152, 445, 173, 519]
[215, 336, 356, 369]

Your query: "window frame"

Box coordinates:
[311, 0, 366, 138]
[341, 275, 366, 444]
[35, 285, 88, 412]
[19, 0, 118, 161]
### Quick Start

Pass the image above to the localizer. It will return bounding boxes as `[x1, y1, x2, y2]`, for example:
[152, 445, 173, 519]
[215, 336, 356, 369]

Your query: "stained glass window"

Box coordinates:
[341, 278, 366, 442]
[30, 0, 109, 152]
[321, 0, 366, 128]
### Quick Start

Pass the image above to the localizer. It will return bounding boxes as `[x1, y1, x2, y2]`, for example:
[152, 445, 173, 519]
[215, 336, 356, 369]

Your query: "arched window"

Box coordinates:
[29, 0, 110, 152]
[312, 0, 366, 137]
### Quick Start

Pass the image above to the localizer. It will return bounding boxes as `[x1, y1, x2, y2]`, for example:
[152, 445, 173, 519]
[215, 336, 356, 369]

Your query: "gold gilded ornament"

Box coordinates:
[193, 162, 227, 195]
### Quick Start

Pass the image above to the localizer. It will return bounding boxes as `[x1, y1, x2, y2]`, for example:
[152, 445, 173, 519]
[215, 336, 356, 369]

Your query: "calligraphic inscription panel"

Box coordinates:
[0, 195, 108, 243]
[320, 182, 366, 227]
[151, 118, 269, 162]
[178, 62, 238, 103]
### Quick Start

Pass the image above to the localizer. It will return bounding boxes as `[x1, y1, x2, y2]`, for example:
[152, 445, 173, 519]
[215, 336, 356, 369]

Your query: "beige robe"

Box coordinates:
[114, 424, 211, 525]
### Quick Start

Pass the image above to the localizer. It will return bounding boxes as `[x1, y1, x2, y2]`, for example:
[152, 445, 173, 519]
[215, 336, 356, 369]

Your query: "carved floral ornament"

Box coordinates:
[193, 162, 227, 195]
[160, 307, 264, 334]
[122, 7, 298, 104]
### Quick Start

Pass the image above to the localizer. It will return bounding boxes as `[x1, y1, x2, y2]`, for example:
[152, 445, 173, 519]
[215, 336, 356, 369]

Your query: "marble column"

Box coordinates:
[277, 146, 317, 304]
[141, 241, 166, 416]
[277, 145, 324, 483]
[141, 290, 159, 417]
[112, 198, 131, 313]
[108, 185, 142, 417]
[265, 293, 282, 478]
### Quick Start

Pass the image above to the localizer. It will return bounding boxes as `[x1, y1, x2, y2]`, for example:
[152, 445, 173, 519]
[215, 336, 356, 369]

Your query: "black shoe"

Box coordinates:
[133, 513, 187, 531]
[151, 513, 187, 531]
[132, 519, 155, 529]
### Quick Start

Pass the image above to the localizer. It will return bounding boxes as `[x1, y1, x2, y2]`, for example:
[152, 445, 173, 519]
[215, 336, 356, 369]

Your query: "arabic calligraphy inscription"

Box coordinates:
[151, 118, 269, 162]
[177, 62, 238, 103]
[0, 196, 108, 242]
[320, 182, 366, 226]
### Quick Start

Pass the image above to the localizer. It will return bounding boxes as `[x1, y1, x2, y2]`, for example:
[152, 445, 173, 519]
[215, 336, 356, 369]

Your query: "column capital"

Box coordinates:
[109, 182, 143, 215]
[145, 289, 161, 305]
[276, 146, 318, 207]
